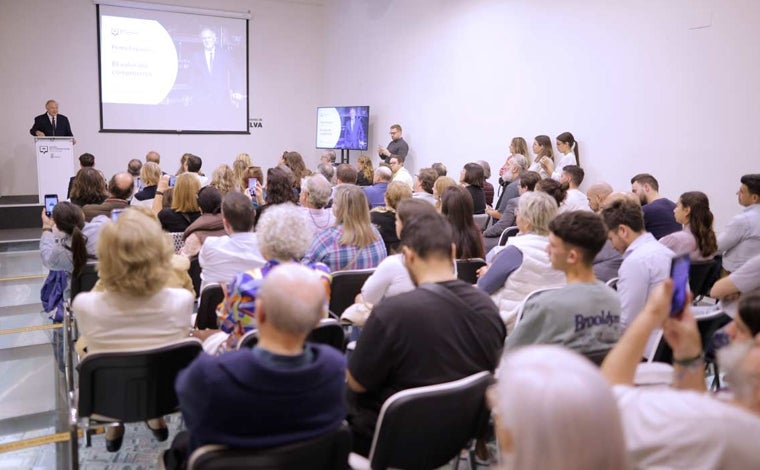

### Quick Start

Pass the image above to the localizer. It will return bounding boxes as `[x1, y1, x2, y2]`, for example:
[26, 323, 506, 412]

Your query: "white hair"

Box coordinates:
[303, 173, 332, 208]
[495, 345, 628, 470]
[256, 203, 312, 260]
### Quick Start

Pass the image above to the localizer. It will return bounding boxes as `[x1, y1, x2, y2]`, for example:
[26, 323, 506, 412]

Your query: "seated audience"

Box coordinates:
[280, 151, 310, 195]
[586, 181, 614, 212]
[483, 171, 540, 253]
[492, 346, 627, 469]
[127, 158, 142, 188]
[69, 167, 108, 208]
[460, 162, 486, 214]
[145, 150, 160, 165]
[601, 280, 760, 468]
[389, 154, 413, 189]
[584, 182, 623, 282]
[559, 165, 592, 212]
[476, 160, 495, 206]
[717, 174, 760, 273]
[412, 167, 437, 205]
[155, 173, 201, 232]
[477, 191, 566, 329]
[67, 152, 98, 199]
[356, 155, 374, 186]
[184, 154, 208, 186]
[232, 159, 250, 192]
[40, 202, 99, 279]
[304, 184, 387, 271]
[208, 163, 236, 195]
[726, 292, 760, 342]
[659, 191, 717, 261]
[505, 211, 622, 354]
[316, 161, 335, 184]
[198, 191, 265, 292]
[82, 172, 134, 222]
[299, 174, 336, 234]
[131, 162, 161, 207]
[431, 162, 447, 177]
[253, 165, 298, 227]
[320, 150, 337, 166]
[441, 185, 485, 259]
[73, 209, 194, 452]
[601, 198, 673, 355]
[536, 177, 568, 208]
[180, 186, 226, 258]
[164, 263, 346, 470]
[630, 173, 681, 239]
[336, 163, 358, 185]
[347, 210, 506, 456]
[488, 154, 527, 221]
[370, 181, 413, 254]
[433, 176, 458, 211]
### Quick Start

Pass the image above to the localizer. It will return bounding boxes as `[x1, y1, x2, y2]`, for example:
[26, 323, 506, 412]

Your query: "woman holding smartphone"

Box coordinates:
[40, 201, 98, 279]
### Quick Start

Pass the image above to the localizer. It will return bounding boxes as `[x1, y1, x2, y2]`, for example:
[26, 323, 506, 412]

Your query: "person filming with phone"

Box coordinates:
[40, 201, 99, 287]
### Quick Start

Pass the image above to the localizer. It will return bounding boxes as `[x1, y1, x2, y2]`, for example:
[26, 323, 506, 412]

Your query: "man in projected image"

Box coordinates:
[191, 27, 243, 112]
[378, 124, 408, 164]
[342, 108, 365, 149]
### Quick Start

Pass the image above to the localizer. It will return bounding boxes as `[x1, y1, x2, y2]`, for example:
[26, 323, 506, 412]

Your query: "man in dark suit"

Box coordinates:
[342, 108, 365, 149]
[30, 100, 74, 138]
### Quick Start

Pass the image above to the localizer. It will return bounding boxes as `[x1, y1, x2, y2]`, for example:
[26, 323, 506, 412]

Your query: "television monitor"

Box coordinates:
[316, 106, 369, 150]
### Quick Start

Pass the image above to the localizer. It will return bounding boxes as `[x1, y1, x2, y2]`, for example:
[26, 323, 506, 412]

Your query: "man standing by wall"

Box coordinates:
[378, 124, 408, 164]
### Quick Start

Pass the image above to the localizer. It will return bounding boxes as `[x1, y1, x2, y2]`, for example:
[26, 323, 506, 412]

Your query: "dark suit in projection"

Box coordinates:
[342, 116, 366, 149]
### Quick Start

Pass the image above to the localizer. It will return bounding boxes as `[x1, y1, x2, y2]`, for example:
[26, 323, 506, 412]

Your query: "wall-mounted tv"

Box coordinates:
[316, 106, 369, 150]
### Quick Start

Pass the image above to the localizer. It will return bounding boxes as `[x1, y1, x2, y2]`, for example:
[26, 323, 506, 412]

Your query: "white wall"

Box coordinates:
[0, 0, 325, 195]
[321, 0, 760, 230]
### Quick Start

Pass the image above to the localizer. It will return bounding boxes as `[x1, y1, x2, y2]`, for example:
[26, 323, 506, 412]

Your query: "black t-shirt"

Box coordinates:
[158, 208, 201, 232]
[466, 185, 486, 214]
[347, 280, 506, 438]
[370, 210, 400, 254]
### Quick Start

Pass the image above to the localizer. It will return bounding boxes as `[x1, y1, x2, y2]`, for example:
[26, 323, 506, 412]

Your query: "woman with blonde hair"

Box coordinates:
[132, 162, 162, 206]
[491, 345, 628, 469]
[433, 176, 458, 211]
[209, 164, 236, 195]
[304, 184, 387, 271]
[370, 181, 413, 254]
[154, 173, 201, 232]
[234, 152, 252, 168]
[73, 208, 194, 452]
[356, 155, 374, 186]
[232, 159, 249, 192]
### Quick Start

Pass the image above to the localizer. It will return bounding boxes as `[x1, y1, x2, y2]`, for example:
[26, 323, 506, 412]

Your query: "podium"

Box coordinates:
[35, 137, 75, 204]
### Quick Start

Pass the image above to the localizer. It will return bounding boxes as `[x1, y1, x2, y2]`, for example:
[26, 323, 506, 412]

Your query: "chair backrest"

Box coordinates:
[188, 256, 202, 299]
[238, 329, 260, 349]
[498, 226, 519, 246]
[455, 258, 487, 284]
[306, 319, 345, 352]
[329, 269, 375, 317]
[71, 262, 99, 300]
[196, 284, 224, 329]
[605, 277, 619, 291]
[369, 371, 492, 470]
[77, 338, 202, 422]
[169, 232, 185, 254]
[689, 256, 721, 300]
[473, 213, 489, 230]
[187, 422, 352, 470]
[649, 310, 732, 364]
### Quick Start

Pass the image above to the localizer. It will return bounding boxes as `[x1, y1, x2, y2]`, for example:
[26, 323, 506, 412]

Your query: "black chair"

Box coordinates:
[456, 258, 487, 284]
[350, 371, 492, 470]
[238, 329, 260, 349]
[329, 269, 375, 318]
[649, 310, 732, 364]
[605, 277, 619, 291]
[583, 349, 611, 367]
[187, 422, 352, 470]
[473, 214, 489, 230]
[689, 256, 721, 304]
[73, 339, 203, 451]
[71, 262, 99, 300]
[196, 284, 224, 329]
[498, 226, 519, 246]
[306, 319, 345, 352]
[188, 256, 202, 299]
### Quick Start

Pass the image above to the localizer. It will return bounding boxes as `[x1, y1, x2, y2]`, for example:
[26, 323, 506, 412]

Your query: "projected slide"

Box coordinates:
[316, 106, 369, 150]
[98, 4, 248, 133]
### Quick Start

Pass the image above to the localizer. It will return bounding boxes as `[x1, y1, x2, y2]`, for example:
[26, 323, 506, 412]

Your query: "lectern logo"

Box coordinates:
[111, 28, 119, 36]
[40, 146, 48, 154]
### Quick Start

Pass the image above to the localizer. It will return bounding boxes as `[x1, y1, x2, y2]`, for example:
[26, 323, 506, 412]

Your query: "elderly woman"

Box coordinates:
[180, 186, 226, 257]
[491, 346, 628, 469]
[304, 184, 387, 271]
[370, 181, 413, 254]
[132, 162, 161, 207]
[154, 173, 202, 232]
[194, 203, 331, 353]
[73, 209, 194, 452]
[477, 191, 566, 329]
[300, 173, 335, 235]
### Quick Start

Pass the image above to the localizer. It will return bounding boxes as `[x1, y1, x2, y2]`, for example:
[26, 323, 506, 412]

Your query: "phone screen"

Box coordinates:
[44, 194, 58, 216]
[169, 175, 176, 187]
[669, 254, 690, 317]
[248, 177, 258, 192]
[111, 208, 125, 222]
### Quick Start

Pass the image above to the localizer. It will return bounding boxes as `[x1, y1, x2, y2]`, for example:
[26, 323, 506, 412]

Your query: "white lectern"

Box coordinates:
[35, 137, 75, 204]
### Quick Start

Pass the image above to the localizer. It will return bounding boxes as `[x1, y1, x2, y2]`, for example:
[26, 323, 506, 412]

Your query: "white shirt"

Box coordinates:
[551, 152, 576, 180]
[561, 188, 592, 212]
[198, 232, 266, 291]
[717, 204, 760, 272]
[300, 206, 335, 237]
[412, 191, 436, 205]
[614, 385, 760, 469]
[392, 167, 414, 189]
[360, 254, 415, 305]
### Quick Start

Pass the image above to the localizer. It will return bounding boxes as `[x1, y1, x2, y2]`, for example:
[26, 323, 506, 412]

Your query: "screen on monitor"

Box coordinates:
[316, 106, 369, 150]
[97, 3, 249, 133]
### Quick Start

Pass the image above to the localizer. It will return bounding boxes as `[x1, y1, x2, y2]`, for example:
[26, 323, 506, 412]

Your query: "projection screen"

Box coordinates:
[96, 1, 250, 133]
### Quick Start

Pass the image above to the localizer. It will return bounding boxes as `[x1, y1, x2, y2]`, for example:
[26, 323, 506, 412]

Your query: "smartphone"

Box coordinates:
[669, 253, 690, 317]
[169, 175, 177, 187]
[248, 177, 258, 192]
[111, 208, 125, 222]
[44, 194, 58, 216]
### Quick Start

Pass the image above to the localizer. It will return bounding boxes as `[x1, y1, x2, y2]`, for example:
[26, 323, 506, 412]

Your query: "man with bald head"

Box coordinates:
[82, 172, 134, 222]
[145, 150, 161, 164]
[587, 182, 613, 212]
[166, 263, 346, 469]
[363, 166, 392, 208]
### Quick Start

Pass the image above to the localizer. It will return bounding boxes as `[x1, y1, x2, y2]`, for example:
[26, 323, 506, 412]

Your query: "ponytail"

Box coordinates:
[70, 226, 88, 278]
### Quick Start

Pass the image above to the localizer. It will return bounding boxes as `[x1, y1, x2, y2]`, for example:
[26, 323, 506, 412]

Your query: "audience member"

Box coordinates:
[476, 160, 495, 206]
[726, 292, 760, 342]
[711, 254, 760, 303]
[67, 152, 97, 199]
[389, 154, 413, 189]
[320, 149, 337, 166]
[347, 211, 505, 456]
[176, 153, 190, 175]
[40, 202, 98, 279]
[477, 191, 565, 329]
[336, 163, 358, 185]
[362, 166, 392, 209]
[370, 181, 413, 254]
[483, 171, 540, 253]
[198, 191, 265, 292]
[209, 164, 236, 195]
[377, 123, 409, 163]
[535, 177, 568, 208]
[412, 167, 437, 205]
[630, 173, 681, 239]
[460, 162, 486, 214]
[552, 131, 580, 180]
[431, 162, 447, 177]
[527, 135, 553, 179]
[234, 152, 252, 168]
[492, 346, 628, 470]
[304, 184, 387, 271]
[717, 174, 760, 273]
[441, 185, 485, 259]
[659, 191, 717, 261]
[586, 181, 614, 212]
[180, 186, 226, 258]
[433, 176, 458, 211]
[184, 154, 208, 186]
[164, 263, 346, 470]
[559, 165, 592, 212]
[316, 162, 335, 183]
[299, 174, 336, 235]
[505, 211, 622, 354]
[356, 155, 374, 186]
[232, 159, 250, 192]
[69, 167, 108, 208]
[488, 154, 527, 221]
[82, 172, 134, 222]
[155, 173, 201, 232]
[587, 184, 623, 282]
[145, 150, 160, 164]
[74, 209, 194, 452]
[280, 151, 310, 195]
[601, 280, 760, 468]
[254, 166, 298, 227]
[499, 137, 530, 184]
[131, 162, 161, 207]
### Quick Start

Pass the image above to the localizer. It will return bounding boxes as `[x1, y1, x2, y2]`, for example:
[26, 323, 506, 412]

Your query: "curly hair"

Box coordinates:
[357, 155, 374, 182]
[210, 164, 236, 195]
[257, 203, 313, 260]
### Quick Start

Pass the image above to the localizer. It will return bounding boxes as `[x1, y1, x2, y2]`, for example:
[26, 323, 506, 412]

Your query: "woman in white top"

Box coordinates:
[659, 191, 717, 261]
[552, 131, 580, 181]
[528, 135, 554, 179]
